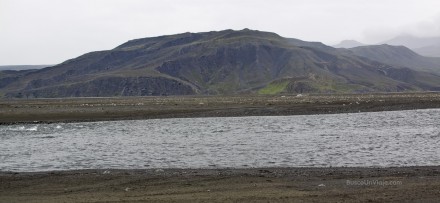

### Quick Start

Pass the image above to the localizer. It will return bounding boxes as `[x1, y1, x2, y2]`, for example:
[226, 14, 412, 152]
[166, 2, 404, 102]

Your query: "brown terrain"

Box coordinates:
[1, 92, 440, 124]
[1, 167, 440, 202]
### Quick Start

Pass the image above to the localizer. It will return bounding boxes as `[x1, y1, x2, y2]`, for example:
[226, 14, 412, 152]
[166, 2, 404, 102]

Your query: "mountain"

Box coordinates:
[2, 29, 440, 98]
[414, 46, 440, 58]
[333, 40, 366, 48]
[0, 65, 50, 71]
[382, 35, 440, 57]
[349, 44, 440, 74]
[382, 35, 440, 49]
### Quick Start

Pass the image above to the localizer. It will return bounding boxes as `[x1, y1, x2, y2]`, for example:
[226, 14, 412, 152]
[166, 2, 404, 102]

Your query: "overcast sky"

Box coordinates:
[1, 0, 439, 65]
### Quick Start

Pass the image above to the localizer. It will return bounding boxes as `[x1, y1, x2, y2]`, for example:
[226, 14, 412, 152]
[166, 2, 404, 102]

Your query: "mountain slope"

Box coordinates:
[0, 65, 50, 71]
[2, 29, 440, 98]
[333, 40, 366, 48]
[382, 35, 440, 57]
[382, 35, 440, 49]
[349, 44, 440, 74]
[414, 46, 440, 58]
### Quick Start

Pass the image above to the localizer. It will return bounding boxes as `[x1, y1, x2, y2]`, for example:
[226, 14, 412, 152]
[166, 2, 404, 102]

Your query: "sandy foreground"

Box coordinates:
[1, 167, 440, 202]
[2, 93, 440, 202]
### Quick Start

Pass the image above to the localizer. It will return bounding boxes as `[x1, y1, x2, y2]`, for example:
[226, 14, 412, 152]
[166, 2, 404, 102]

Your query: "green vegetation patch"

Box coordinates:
[258, 81, 289, 94]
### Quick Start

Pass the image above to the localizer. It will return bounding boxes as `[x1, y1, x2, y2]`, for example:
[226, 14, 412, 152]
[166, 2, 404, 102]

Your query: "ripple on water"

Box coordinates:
[5, 126, 38, 132]
[1, 109, 440, 172]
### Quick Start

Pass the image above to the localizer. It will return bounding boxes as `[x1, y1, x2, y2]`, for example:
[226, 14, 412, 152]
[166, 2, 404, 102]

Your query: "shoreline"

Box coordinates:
[2, 166, 440, 202]
[2, 165, 439, 176]
[2, 92, 440, 125]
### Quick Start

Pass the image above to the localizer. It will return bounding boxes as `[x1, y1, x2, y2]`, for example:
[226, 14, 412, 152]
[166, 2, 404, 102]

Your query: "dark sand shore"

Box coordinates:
[1, 167, 440, 202]
[1, 92, 440, 124]
[2, 93, 440, 202]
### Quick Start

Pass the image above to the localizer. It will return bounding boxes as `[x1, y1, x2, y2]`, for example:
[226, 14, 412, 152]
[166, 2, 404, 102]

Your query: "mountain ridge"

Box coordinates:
[349, 44, 440, 74]
[333, 40, 366, 48]
[381, 35, 440, 57]
[0, 65, 51, 71]
[1, 29, 440, 98]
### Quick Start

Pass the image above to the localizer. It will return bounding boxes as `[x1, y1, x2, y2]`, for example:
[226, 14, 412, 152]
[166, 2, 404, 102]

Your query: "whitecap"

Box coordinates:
[26, 126, 38, 131]
[8, 126, 26, 131]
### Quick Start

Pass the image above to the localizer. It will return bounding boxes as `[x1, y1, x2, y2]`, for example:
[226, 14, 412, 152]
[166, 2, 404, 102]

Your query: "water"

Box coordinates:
[1, 109, 440, 172]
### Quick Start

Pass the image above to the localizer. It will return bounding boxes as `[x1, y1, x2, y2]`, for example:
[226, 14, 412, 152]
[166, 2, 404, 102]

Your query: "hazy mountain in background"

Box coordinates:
[333, 40, 366, 48]
[382, 35, 440, 49]
[382, 35, 440, 57]
[1, 29, 440, 98]
[413, 46, 440, 58]
[349, 44, 440, 74]
[0, 65, 51, 71]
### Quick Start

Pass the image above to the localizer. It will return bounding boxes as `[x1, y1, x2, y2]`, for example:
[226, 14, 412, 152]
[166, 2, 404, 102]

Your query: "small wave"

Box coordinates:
[36, 136, 56, 139]
[319, 134, 339, 137]
[430, 132, 440, 139]
[8, 126, 38, 131]
[27, 126, 38, 131]
[211, 130, 227, 133]
[55, 125, 62, 129]
[9, 126, 26, 131]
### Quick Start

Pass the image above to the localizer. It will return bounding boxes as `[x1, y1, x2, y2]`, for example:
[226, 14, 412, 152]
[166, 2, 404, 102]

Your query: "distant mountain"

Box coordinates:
[382, 35, 440, 57]
[350, 44, 440, 74]
[2, 29, 440, 98]
[333, 40, 366, 48]
[382, 35, 440, 49]
[0, 65, 51, 71]
[414, 46, 440, 58]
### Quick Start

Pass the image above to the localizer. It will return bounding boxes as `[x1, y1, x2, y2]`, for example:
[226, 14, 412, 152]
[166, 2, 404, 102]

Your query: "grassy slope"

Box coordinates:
[258, 81, 289, 94]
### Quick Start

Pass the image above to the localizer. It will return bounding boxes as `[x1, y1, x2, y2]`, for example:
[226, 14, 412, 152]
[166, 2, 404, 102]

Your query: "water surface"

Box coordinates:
[1, 109, 439, 172]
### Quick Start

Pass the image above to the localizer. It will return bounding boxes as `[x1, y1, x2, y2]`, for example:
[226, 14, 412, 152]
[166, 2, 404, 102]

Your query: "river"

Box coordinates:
[1, 109, 439, 172]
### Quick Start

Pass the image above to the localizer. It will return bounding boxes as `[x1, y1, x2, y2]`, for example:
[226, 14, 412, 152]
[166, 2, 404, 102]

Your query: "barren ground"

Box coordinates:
[2, 92, 440, 124]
